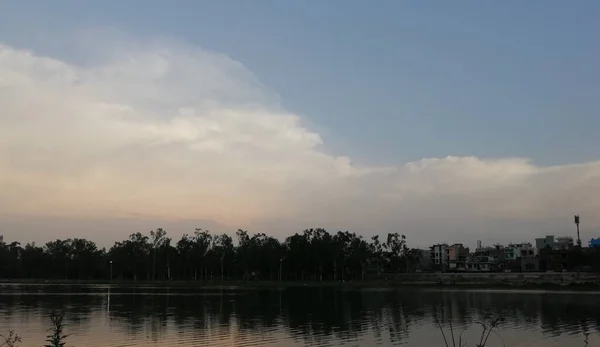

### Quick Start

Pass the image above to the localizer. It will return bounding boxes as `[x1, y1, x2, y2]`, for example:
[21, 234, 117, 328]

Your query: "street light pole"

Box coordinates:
[110, 260, 113, 282]
[279, 258, 283, 282]
[574, 215, 582, 247]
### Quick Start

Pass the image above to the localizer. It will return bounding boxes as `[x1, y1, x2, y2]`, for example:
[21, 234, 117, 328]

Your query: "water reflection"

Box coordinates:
[0, 285, 598, 347]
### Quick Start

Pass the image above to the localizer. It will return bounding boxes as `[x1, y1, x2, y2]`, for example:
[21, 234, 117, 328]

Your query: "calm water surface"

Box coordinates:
[0, 284, 598, 347]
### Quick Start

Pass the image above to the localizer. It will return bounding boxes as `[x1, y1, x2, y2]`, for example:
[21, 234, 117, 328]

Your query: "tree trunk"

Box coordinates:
[152, 248, 157, 281]
[167, 261, 171, 280]
[220, 259, 224, 281]
[361, 263, 365, 281]
[334, 259, 337, 281]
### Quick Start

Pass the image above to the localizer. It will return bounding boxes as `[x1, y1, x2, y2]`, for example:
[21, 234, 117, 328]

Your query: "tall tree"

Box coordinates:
[384, 233, 407, 273]
[149, 228, 167, 281]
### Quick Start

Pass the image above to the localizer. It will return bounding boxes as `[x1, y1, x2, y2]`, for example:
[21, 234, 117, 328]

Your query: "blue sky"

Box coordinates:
[2, 0, 599, 166]
[1, 1, 599, 246]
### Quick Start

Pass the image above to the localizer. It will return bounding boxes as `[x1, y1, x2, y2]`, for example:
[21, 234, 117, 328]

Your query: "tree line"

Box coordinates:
[0, 228, 422, 281]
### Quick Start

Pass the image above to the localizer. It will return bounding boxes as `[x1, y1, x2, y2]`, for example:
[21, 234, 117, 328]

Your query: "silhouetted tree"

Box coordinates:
[150, 228, 168, 280]
[5, 228, 599, 282]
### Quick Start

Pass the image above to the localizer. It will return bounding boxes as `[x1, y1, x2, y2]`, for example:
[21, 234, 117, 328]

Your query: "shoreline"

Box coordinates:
[1, 277, 600, 292]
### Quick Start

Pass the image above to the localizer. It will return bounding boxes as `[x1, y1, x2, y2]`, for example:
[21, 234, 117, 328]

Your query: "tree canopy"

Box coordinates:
[0, 228, 423, 281]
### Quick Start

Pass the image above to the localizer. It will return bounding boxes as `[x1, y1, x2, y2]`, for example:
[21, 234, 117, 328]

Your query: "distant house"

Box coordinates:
[555, 236, 574, 250]
[503, 243, 535, 272]
[429, 244, 449, 271]
[535, 235, 574, 253]
[465, 245, 505, 272]
[448, 244, 469, 272]
[504, 243, 535, 261]
[535, 235, 556, 253]
[520, 258, 540, 272]
[538, 247, 569, 272]
[589, 238, 600, 248]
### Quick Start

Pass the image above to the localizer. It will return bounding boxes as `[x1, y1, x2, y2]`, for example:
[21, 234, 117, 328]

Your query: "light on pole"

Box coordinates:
[109, 260, 113, 282]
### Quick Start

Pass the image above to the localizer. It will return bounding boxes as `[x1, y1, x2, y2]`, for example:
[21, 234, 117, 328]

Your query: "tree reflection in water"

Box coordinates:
[0, 286, 598, 346]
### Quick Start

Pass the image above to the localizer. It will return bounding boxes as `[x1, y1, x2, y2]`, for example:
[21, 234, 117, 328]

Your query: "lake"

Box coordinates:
[0, 284, 598, 347]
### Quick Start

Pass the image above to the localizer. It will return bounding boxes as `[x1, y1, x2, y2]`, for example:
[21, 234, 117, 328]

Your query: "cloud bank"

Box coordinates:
[1, 34, 599, 247]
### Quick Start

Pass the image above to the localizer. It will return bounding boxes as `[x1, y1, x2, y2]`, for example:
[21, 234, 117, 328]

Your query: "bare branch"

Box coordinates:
[0, 330, 21, 347]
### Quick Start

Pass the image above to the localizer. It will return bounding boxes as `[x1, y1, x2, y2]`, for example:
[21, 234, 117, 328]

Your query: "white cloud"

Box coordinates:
[1, 34, 600, 247]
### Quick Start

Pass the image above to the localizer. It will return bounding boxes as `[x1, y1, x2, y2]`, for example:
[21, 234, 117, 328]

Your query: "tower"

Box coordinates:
[574, 215, 582, 247]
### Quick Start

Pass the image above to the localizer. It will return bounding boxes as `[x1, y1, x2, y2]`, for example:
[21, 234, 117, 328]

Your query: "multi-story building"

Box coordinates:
[536, 236, 574, 271]
[520, 243, 536, 258]
[504, 243, 535, 260]
[555, 236, 574, 250]
[535, 235, 556, 252]
[535, 235, 574, 252]
[466, 244, 505, 272]
[429, 244, 449, 270]
[504, 243, 536, 272]
[448, 243, 469, 271]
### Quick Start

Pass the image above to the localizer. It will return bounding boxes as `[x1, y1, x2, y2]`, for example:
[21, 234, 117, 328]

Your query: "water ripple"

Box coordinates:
[0, 286, 598, 347]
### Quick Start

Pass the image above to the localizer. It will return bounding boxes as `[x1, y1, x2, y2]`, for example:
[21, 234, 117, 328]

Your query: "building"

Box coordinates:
[555, 236, 574, 250]
[539, 248, 570, 272]
[466, 244, 505, 272]
[504, 243, 535, 260]
[535, 235, 574, 252]
[520, 258, 540, 272]
[504, 243, 535, 272]
[589, 238, 600, 248]
[429, 244, 449, 271]
[448, 244, 469, 271]
[519, 243, 536, 258]
[535, 235, 556, 252]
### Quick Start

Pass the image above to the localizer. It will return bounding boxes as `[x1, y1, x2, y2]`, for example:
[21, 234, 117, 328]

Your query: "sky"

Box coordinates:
[1, 1, 599, 248]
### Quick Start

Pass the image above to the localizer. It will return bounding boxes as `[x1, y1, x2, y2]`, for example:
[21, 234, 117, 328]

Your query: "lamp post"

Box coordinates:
[574, 215, 582, 247]
[279, 258, 283, 282]
[109, 260, 113, 282]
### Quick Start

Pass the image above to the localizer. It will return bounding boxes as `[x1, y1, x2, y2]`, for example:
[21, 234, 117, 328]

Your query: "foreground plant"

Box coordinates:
[44, 311, 69, 347]
[0, 331, 21, 347]
[435, 315, 505, 347]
